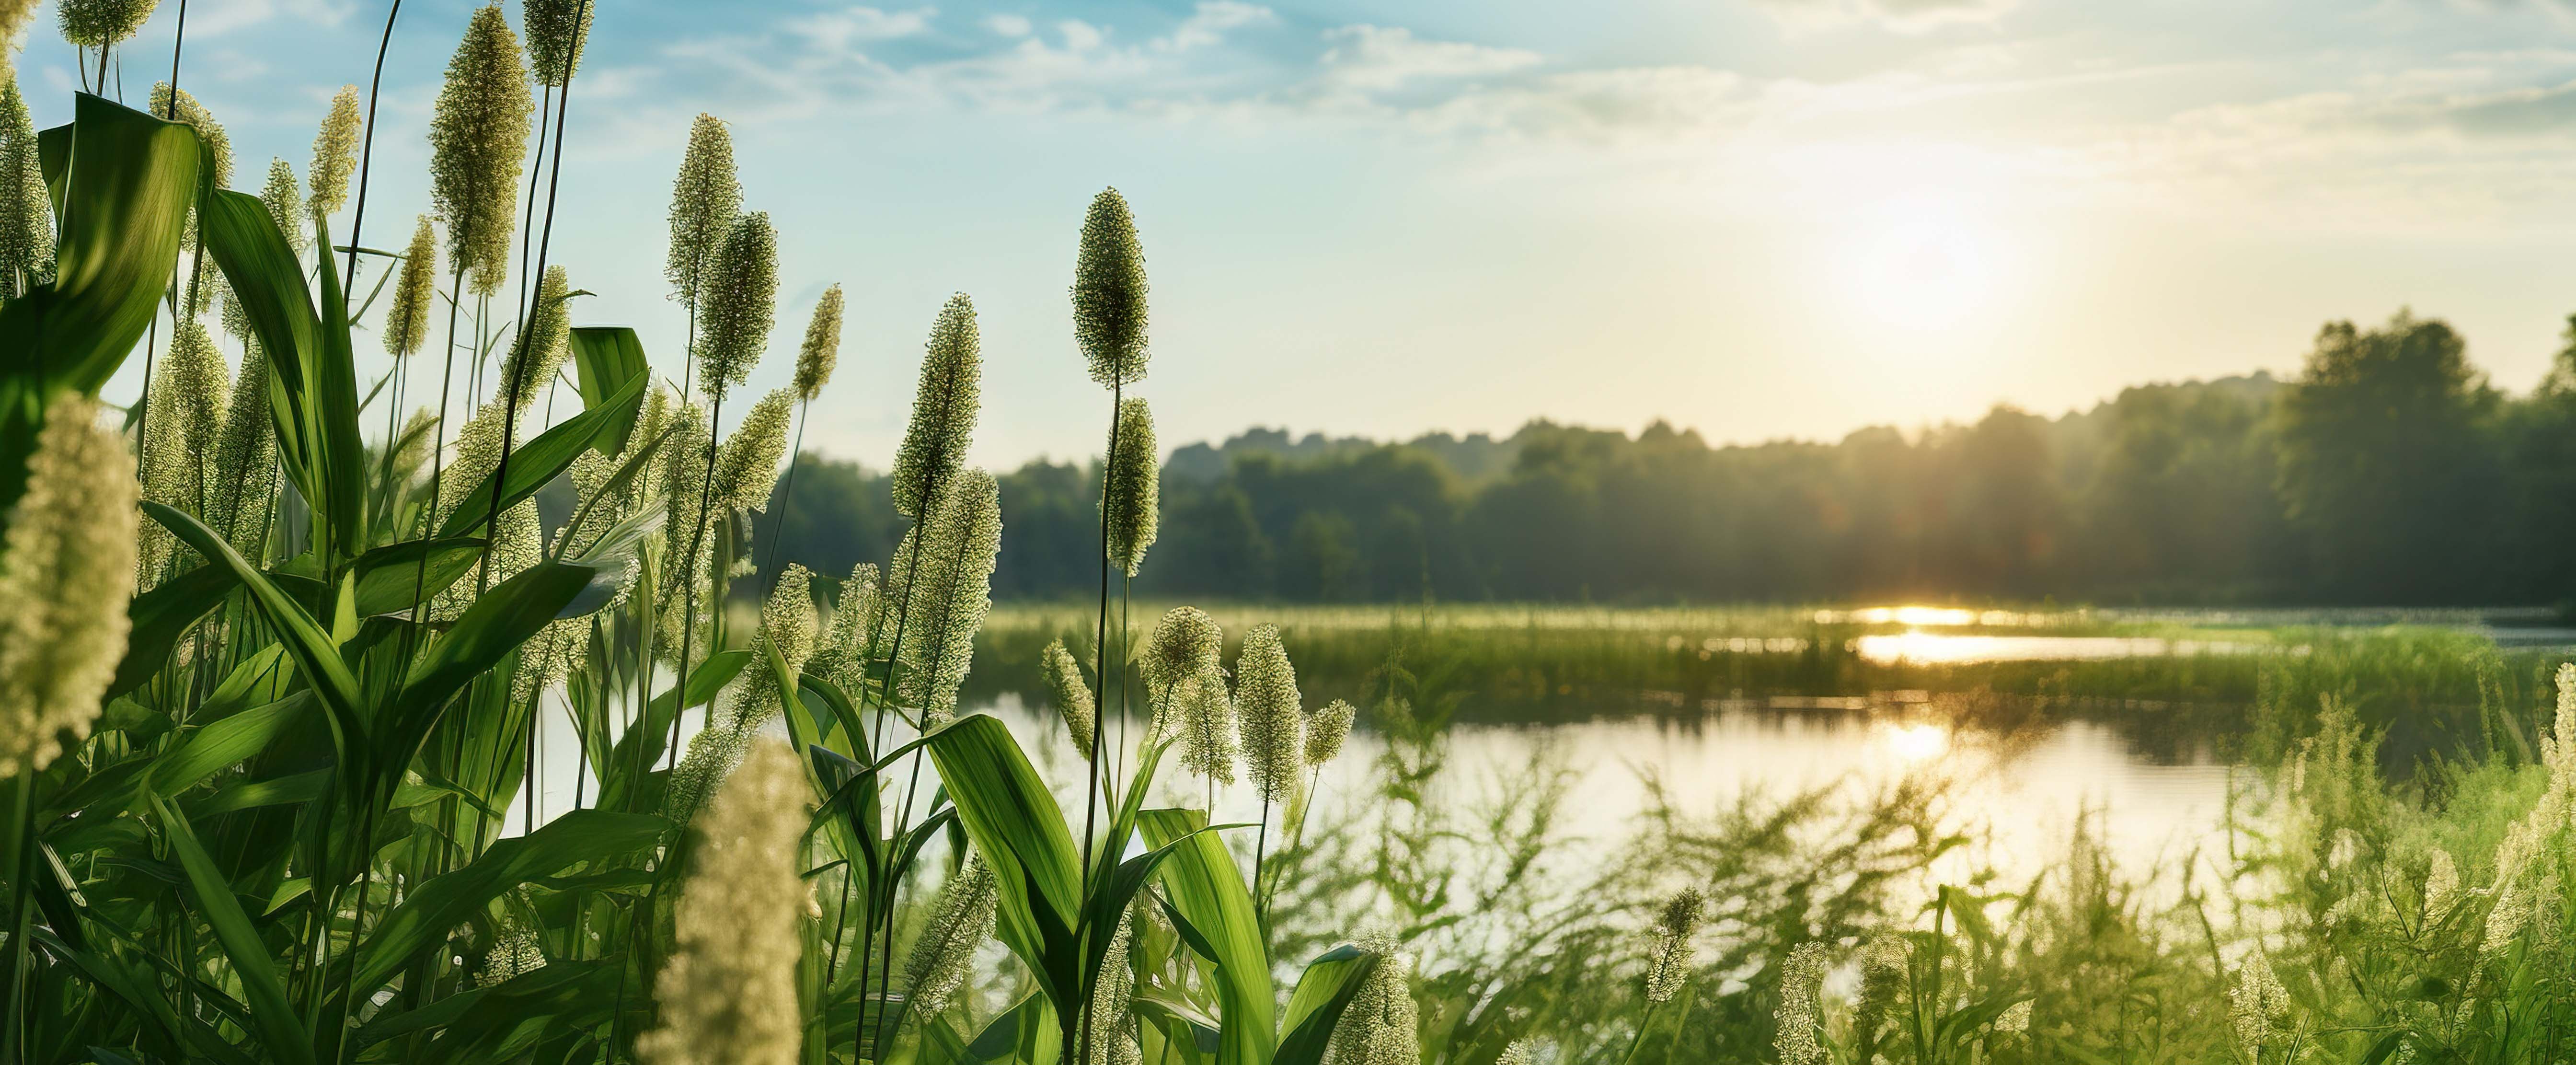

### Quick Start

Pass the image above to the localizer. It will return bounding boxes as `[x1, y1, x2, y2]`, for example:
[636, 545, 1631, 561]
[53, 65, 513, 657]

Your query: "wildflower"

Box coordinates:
[259, 158, 306, 255]
[308, 85, 363, 217]
[1307, 699, 1356, 768]
[1235, 624, 1302, 804]
[523, 0, 593, 86]
[497, 265, 574, 407]
[889, 471, 1001, 727]
[694, 211, 777, 399]
[713, 388, 793, 512]
[1773, 941, 1829, 1065]
[762, 564, 819, 673]
[383, 217, 438, 358]
[903, 855, 997, 1019]
[0, 79, 53, 298]
[58, 0, 157, 48]
[1644, 887, 1703, 1004]
[890, 293, 982, 518]
[1173, 666, 1237, 785]
[427, 4, 533, 297]
[0, 399, 138, 776]
[1072, 187, 1149, 388]
[2228, 950, 2290, 1059]
[1103, 396, 1158, 577]
[794, 283, 843, 402]
[1331, 931, 1420, 1065]
[1142, 606, 1221, 695]
[208, 345, 278, 558]
[1041, 638, 1097, 755]
[665, 114, 741, 313]
[639, 739, 806, 1065]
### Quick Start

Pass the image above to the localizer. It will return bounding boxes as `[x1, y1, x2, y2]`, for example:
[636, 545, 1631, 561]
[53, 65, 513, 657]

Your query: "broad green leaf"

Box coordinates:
[148, 796, 318, 1065]
[1274, 945, 1383, 1065]
[1131, 991, 1224, 1058]
[347, 810, 668, 994]
[147, 692, 314, 796]
[376, 554, 623, 779]
[962, 992, 1060, 1065]
[569, 325, 652, 454]
[1141, 808, 1276, 1065]
[347, 536, 488, 615]
[103, 563, 239, 700]
[438, 371, 647, 540]
[924, 714, 1084, 1010]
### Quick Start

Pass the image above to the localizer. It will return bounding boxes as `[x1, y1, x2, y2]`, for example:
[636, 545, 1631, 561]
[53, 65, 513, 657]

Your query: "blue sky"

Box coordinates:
[28, 0, 2576, 466]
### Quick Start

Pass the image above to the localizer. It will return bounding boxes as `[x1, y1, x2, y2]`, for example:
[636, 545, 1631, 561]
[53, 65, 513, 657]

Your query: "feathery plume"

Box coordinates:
[665, 114, 740, 312]
[140, 320, 230, 519]
[713, 388, 792, 512]
[694, 211, 777, 398]
[435, 396, 517, 527]
[762, 563, 819, 673]
[427, 4, 533, 298]
[2228, 950, 2290, 1060]
[889, 471, 1001, 726]
[1142, 605, 1221, 695]
[1494, 1042, 1538, 1065]
[0, 399, 137, 776]
[1173, 666, 1236, 785]
[1644, 887, 1703, 1004]
[903, 856, 999, 1019]
[475, 917, 547, 987]
[640, 740, 806, 1065]
[1103, 396, 1158, 577]
[58, 0, 157, 48]
[259, 158, 306, 255]
[655, 402, 714, 656]
[512, 614, 592, 706]
[1331, 931, 1420, 1065]
[1072, 187, 1149, 388]
[150, 82, 230, 189]
[1235, 624, 1302, 804]
[1306, 698, 1356, 768]
[1995, 999, 2032, 1034]
[0, 0, 37, 48]
[1858, 933, 1908, 1027]
[2425, 849, 2461, 917]
[523, 0, 593, 86]
[1773, 942, 1829, 1065]
[498, 264, 574, 405]
[0, 79, 53, 299]
[794, 283, 843, 402]
[812, 562, 882, 696]
[208, 344, 278, 557]
[1041, 638, 1097, 755]
[384, 216, 438, 358]
[308, 85, 363, 217]
[1083, 911, 1140, 1065]
[435, 498, 538, 620]
[661, 713, 753, 821]
[890, 294, 981, 518]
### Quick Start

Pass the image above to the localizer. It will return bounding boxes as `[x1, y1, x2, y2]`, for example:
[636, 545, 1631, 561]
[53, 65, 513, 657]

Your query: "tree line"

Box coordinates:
[741, 309, 2576, 606]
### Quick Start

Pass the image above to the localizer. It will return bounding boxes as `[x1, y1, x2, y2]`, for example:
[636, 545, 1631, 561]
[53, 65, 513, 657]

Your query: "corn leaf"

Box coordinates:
[1273, 945, 1382, 1065]
[438, 371, 647, 540]
[147, 795, 318, 1065]
[1139, 808, 1276, 1065]
[346, 810, 669, 994]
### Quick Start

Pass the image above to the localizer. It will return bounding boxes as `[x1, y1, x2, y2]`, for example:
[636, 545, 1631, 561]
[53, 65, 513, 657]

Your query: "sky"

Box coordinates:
[30, 0, 2576, 467]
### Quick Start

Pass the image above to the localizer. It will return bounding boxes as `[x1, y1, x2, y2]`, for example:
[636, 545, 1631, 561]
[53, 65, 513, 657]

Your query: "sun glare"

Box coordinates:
[1846, 192, 2001, 329]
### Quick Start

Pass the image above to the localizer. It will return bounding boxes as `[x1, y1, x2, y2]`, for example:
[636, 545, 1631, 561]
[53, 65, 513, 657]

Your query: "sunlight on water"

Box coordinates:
[1852, 631, 2261, 664]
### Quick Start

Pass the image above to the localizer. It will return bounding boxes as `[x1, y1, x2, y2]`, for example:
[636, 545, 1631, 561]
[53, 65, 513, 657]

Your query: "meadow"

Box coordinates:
[5, 2, 2576, 1065]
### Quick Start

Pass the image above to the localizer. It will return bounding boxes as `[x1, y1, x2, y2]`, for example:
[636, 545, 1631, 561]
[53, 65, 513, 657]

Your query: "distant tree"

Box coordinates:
[1282, 511, 1360, 602]
[2274, 312, 2502, 602]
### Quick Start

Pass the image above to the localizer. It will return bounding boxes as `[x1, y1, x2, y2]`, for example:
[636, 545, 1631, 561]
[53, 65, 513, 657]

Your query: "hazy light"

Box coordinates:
[1881, 721, 1952, 763]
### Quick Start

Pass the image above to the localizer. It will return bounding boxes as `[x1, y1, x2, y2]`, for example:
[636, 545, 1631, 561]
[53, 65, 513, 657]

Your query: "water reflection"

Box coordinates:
[1851, 631, 2264, 665]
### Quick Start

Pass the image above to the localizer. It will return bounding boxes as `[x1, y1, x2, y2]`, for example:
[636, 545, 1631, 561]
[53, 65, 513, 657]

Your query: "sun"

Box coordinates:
[1844, 191, 2003, 330]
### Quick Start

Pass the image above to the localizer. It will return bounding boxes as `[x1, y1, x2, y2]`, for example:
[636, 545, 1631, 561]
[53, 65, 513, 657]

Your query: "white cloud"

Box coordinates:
[1058, 20, 1105, 52]
[1156, 1, 1275, 52]
[793, 5, 937, 51]
[983, 13, 1033, 37]
[1317, 25, 1542, 92]
[189, 0, 356, 36]
[1750, 0, 2017, 33]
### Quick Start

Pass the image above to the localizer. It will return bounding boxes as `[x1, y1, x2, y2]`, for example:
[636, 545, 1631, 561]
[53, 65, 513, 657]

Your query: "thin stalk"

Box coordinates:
[757, 402, 810, 596]
[1073, 387, 1125, 1065]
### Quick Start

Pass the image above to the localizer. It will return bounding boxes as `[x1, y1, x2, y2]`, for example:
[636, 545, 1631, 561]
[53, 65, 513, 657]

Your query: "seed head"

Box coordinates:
[890, 293, 981, 518]
[0, 399, 138, 776]
[1142, 606, 1220, 694]
[1331, 931, 1419, 1065]
[208, 344, 278, 558]
[1235, 624, 1302, 804]
[0, 79, 54, 299]
[2425, 849, 2460, 917]
[1772, 942, 1828, 1065]
[762, 563, 818, 674]
[1995, 999, 2032, 1034]
[714, 387, 793, 512]
[58, 0, 157, 48]
[498, 264, 573, 407]
[1645, 887, 1704, 1004]
[1858, 933, 1907, 1025]
[150, 82, 231, 188]
[640, 739, 806, 1065]
[523, 0, 593, 86]
[665, 114, 741, 311]
[903, 855, 999, 1019]
[1041, 638, 1096, 756]
[512, 614, 592, 706]
[2228, 950, 2290, 1059]
[1084, 911, 1139, 1065]
[260, 158, 306, 255]
[428, 4, 533, 298]
[794, 283, 843, 402]
[813, 562, 882, 697]
[141, 320, 230, 518]
[0, 0, 37, 47]
[1103, 396, 1158, 578]
[694, 211, 777, 399]
[474, 917, 547, 988]
[890, 471, 1001, 726]
[383, 216, 439, 358]
[436, 499, 539, 620]
[1306, 699, 1355, 768]
[1494, 1042, 1538, 1065]
[1072, 187, 1149, 388]
[308, 85, 363, 217]
[1173, 666, 1236, 785]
